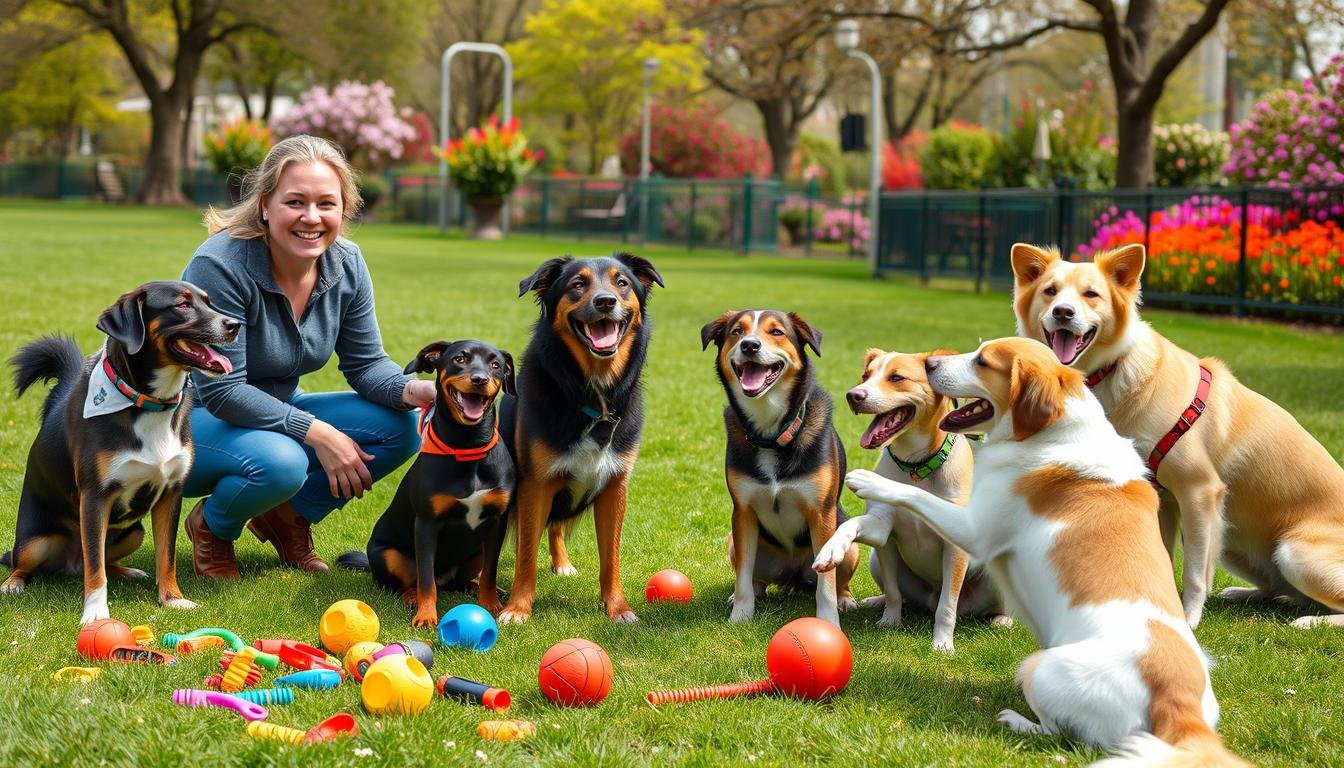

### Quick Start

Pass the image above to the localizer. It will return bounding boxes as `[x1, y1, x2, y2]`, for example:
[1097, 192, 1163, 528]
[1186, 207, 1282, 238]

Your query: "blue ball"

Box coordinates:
[437, 604, 498, 652]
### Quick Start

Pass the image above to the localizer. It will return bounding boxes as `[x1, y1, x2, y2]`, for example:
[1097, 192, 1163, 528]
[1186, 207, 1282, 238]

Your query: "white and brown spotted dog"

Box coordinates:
[701, 310, 857, 627]
[1013, 242, 1344, 629]
[839, 338, 1248, 766]
[817, 348, 1007, 653]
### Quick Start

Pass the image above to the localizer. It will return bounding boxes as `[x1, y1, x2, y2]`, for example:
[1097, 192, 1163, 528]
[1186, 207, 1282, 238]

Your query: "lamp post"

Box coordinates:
[639, 57, 660, 242]
[440, 42, 513, 235]
[834, 20, 881, 276]
[1031, 98, 1052, 187]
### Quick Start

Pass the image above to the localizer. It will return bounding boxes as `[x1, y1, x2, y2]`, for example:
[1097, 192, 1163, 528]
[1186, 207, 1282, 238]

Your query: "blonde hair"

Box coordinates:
[203, 134, 364, 238]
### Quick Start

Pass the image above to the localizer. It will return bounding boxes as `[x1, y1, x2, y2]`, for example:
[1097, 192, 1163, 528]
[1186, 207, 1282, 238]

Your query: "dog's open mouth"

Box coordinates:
[734, 361, 784, 397]
[940, 399, 993, 432]
[451, 390, 493, 423]
[1044, 327, 1096, 366]
[860, 405, 915, 449]
[574, 318, 627, 357]
[171, 339, 233, 375]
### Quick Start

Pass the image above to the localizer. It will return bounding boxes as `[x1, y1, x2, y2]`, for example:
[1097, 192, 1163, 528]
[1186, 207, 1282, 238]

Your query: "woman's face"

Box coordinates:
[261, 161, 343, 267]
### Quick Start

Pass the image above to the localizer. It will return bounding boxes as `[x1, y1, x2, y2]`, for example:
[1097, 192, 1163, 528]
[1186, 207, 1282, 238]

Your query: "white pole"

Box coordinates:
[639, 57, 659, 243]
[440, 43, 514, 235]
[835, 21, 882, 276]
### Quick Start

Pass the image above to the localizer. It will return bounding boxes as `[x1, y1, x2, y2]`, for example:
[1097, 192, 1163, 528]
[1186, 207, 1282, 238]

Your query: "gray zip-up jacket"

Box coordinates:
[182, 231, 411, 441]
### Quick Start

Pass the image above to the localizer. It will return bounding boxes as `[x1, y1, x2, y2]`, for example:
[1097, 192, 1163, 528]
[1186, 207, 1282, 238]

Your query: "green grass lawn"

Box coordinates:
[0, 200, 1341, 766]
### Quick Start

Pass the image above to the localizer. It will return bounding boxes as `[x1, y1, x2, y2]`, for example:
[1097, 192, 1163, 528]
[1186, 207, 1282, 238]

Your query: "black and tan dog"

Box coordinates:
[338, 340, 515, 627]
[700, 309, 857, 627]
[496, 253, 663, 624]
[2, 281, 239, 624]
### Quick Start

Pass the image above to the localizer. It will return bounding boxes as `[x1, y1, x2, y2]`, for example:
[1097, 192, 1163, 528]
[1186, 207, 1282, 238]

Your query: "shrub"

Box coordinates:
[356, 173, 388, 215]
[795, 133, 847, 194]
[992, 84, 1116, 190]
[617, 103, 770, 179]
[920, 122, 995, 190]
[202, 119, 271, 178]
[1152, 123, 1228, 188]
[271, 80, 418, 171]
[813, 201, 870, 251]
[882, 130, 924, 190]
[433, 116, 542, 199]
[1225, 53, 1344, 193]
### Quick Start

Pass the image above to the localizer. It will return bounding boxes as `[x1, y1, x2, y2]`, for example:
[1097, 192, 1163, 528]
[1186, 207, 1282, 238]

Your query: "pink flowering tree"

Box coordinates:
[617, 103, 770, 179]
[1225, 53, 1344, 193]
[271, 80, 418, 171]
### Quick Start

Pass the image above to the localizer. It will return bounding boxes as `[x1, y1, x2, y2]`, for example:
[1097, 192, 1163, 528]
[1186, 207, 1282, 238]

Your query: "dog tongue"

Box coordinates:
[860, 411, 899, 449]
[459, 393, 487, 421]
[185, 342, 233, 375]
[1051, 330, 1080, 365]
[738, 362, 771, 391]
[586, 320, 620, 351]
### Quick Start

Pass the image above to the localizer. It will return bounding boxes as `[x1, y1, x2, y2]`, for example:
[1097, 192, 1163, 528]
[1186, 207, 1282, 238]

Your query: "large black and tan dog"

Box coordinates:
[700, 309, 857, 627]
[497, 253, 663, 624]
[338, 339, 515, 627]
[2, 281, 239, 624]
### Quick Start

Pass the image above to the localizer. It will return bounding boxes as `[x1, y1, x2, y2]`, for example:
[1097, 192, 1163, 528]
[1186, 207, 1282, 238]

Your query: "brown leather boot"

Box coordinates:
[247, 502, 329, 572]
[185, 499, 240, 580]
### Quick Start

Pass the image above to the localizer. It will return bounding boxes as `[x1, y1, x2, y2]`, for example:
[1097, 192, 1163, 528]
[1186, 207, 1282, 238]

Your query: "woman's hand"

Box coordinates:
[304, 419, 375, 499]
[402, 379, 436, 409]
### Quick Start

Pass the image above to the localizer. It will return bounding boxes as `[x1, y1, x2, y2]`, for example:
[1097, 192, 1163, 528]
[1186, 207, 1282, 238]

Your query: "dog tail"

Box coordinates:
[12, 335, 85, 421]
[336, 550, 370, 570]
[1091, 730, 1251, 767]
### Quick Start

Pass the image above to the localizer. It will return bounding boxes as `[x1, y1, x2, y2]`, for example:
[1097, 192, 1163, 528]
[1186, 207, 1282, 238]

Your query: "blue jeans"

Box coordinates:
[184, 392, 419, 541]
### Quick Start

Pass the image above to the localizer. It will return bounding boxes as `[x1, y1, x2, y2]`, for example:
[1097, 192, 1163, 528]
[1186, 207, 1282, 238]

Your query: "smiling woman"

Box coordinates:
[178, 135, 437, 582]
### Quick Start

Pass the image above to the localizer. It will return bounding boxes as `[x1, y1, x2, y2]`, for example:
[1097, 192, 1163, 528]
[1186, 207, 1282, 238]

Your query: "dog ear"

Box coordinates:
[788, 312, 822, 357]
[613, 252, 664, 289]
[518, 257, 571, 299]
[1010, 243, 1060, 287]
[863, 348, 885, 370]
[700, 311, 737, 350]
[97, 287, 147, 354]
[1009, 354, 1068, 441]
[1095, 244, 1146, 292]
[500, 350, 517, 397]
[405, 341, 450, 374]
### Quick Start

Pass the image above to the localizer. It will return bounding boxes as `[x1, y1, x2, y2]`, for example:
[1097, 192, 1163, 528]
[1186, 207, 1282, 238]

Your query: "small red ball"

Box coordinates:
[538, 638, 613, 706]
[765, 617, 853, 700]
[645, 569, 694, 603]
[77, 618, 135, 660]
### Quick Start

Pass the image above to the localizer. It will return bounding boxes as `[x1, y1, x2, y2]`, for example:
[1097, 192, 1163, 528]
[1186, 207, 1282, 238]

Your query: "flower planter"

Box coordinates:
[468, 196, 505, 240]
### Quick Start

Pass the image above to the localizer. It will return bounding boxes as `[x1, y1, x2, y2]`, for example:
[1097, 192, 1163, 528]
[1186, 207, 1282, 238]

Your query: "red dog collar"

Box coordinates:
[418, 405, 499, 462]
[102, 355, 183, 411]
[1146, 366, 1212, 488]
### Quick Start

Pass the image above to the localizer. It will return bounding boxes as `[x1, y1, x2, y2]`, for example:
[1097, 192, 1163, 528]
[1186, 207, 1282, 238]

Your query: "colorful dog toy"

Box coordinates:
[245, 713, 358, 744]
[538, 638, 612, 707]
[253, 638, 342, 674]
[108, 646, 176, 665]
[129, 624, 156, 647]
[274, 669, 342, 690]
[476, 719, 535, 742]
[343, 641, 384, 682]
[436, 675, 511, 712]
[77, 618, 135, 661]
[437, 604, 498, 652]
[171, 689, 268, 721]
[645, 617, 852, 705]
[174, 635, 227, 655]
[319, 599, 380, 655]
[361, 655, 433, 715]
[645, 569, 694, 602]
[233, 687, 294, 706]
[51, 666, 102, 683]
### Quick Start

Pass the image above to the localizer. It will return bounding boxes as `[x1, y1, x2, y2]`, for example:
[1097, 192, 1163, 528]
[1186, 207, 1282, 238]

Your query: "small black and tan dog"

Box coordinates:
[496, 253, 663, 624]
[2, 281, 239, 624]
[701, 309, 857, 627]
[338, 340, 515, 627]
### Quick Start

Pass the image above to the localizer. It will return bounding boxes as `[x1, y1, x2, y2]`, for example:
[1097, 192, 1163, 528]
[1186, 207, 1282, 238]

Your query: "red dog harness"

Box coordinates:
[1085, 362, 1213, 489]
[418, 405, 499, 462]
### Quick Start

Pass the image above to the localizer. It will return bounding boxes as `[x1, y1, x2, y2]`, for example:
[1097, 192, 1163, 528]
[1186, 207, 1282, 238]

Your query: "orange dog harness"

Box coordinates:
[418, 405, 499, 462]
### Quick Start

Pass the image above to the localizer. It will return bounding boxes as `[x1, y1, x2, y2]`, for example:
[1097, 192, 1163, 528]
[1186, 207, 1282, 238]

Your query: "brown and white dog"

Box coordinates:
[1013, 242, 1344, 629]
[842, 338, 1248, 766]
[816, 348, 1006, 652]
[701, 310, 857, 627]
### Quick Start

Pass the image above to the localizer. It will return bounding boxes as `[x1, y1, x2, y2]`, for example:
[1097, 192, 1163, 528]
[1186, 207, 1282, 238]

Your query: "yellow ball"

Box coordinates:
[319, 599, 380, 655]
[344, 641, 385, 682]
[361, 655, 433, 715]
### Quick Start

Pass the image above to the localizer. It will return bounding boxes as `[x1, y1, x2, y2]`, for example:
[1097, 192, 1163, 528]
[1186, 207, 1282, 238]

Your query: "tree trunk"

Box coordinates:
[137, 99, 188, 205]
[757, 98, 796, 178]
[1115, 95, 1155, 189]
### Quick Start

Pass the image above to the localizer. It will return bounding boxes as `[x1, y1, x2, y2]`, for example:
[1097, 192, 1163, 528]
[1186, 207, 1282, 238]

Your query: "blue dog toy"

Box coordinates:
[437, 604, 498, 652]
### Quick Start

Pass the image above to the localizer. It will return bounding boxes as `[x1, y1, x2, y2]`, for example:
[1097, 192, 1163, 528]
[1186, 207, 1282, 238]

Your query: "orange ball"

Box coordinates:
[77, 618, 135, 661]
[645, 569, 693, 603]
[765, 617, 853, 700]
[538, 638, 612, 706]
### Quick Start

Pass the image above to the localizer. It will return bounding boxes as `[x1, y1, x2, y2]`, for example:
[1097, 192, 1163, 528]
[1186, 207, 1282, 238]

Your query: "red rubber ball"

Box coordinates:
[765, 617, 853, 700]
[538, 638, 613, 706]
[645, 569, 694, 603]
[77, 618, 135, 661]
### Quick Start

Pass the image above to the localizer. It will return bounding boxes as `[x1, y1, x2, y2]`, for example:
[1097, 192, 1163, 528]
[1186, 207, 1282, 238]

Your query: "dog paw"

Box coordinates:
[497, 607, 531, 625]
[837, 595, 859, 612]
[813, 536, 854, 573]
[551, 564, 579, 577]
[845, 469, 904, 505]
[609, 609, 640, 623]
[411, 612, 439, 629]
[1183, 604, 1205, 629]
[728, 602, 754, 623]
[990, 613, 1015, 628]
[111, 566, 148, 580]
[859, 595, 886, 610]
[932, 637, 955, 654]
[162, 597, 198, 611]
[876, 608, 903, 627]
[1289, 614, 1344, 629]
[0, 577, 26, 595]
[997, 709, 1044, 734]
[80, 604, 110, 626]
[1217, 586, 1265, 603]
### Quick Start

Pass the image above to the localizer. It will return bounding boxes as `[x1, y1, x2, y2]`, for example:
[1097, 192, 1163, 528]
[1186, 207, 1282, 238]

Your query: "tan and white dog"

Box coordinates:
[822, 348, 1005, 652]
[827, 338, 1248, 765]
[1012, 242, 1344, 629]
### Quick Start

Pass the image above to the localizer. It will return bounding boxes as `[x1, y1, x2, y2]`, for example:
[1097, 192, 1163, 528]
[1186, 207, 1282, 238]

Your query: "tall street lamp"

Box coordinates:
[834, 20, 881, 276]
[639, 57, 660, 242]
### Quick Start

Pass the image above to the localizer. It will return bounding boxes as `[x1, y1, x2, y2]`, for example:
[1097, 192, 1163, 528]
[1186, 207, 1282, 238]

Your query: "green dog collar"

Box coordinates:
[887, 433, 957, 481]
